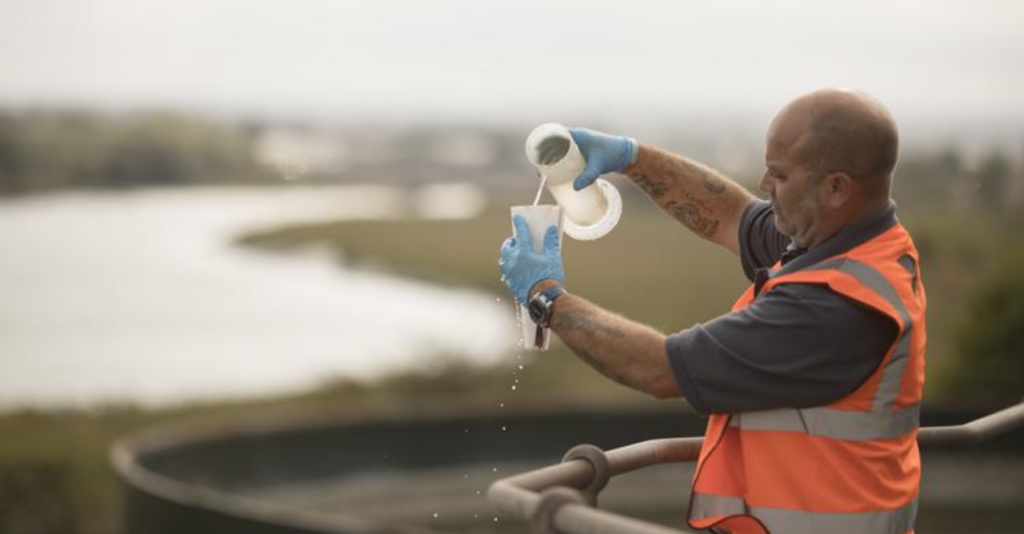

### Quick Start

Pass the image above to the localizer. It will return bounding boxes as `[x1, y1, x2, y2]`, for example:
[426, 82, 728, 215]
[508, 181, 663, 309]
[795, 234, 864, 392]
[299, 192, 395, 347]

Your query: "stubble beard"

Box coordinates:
[772, 195, 820, 249]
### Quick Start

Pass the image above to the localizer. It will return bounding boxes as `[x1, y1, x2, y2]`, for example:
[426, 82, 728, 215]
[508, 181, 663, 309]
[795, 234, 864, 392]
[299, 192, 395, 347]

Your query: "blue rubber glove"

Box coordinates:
[499, 215, 565, 305]
[568, 127, 639, 191]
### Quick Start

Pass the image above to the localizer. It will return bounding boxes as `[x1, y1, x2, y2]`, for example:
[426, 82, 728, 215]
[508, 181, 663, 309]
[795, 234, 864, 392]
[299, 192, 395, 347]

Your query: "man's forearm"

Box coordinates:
[625, 145, 755, 254]
[548, 292, 681, 400]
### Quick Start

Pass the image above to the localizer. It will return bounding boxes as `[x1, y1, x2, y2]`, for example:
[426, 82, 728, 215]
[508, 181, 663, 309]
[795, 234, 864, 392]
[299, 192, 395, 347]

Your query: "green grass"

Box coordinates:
[238, 189, 1024, 402]
[237, 190, 749, 336]
[236, 189, 754, 406]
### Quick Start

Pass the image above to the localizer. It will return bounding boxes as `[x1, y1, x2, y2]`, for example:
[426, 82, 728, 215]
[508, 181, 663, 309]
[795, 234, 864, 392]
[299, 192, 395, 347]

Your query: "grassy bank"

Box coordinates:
[238, 187, 1023, 400]
[237, 189, 750, 343]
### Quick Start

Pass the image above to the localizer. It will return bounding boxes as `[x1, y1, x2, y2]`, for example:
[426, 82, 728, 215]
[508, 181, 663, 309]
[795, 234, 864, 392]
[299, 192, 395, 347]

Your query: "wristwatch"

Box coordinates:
[528, 285, 567, 328]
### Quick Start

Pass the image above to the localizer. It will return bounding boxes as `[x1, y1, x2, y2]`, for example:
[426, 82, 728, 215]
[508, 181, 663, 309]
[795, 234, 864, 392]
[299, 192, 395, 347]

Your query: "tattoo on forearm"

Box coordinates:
[556, 311, 631, 385]
[630, 148, 727, 239]
[700, 171, 727, 194]
[630, 172, 666, 199]
[557, 311, 626, 341]
[581, 347, 632, 385]
[670, 202, 720, 237]
[673, 191, 711, 212]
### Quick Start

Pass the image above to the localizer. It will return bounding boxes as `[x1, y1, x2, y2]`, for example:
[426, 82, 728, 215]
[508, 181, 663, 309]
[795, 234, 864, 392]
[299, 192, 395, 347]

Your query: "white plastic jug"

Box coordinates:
[524, 123, 622, 241]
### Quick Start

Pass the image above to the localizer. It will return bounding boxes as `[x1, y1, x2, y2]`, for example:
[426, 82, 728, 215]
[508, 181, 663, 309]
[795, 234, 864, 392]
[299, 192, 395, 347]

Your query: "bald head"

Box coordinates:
[770, 88, 899, 195]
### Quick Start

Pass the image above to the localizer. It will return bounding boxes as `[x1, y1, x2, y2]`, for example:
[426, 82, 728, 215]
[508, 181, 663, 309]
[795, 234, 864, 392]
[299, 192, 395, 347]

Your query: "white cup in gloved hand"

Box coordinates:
[503, 205, 563, 350]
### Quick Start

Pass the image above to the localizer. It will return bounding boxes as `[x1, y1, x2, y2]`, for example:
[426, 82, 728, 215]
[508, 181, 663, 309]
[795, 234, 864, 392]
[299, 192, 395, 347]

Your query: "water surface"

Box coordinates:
[0, 186, 512, 408]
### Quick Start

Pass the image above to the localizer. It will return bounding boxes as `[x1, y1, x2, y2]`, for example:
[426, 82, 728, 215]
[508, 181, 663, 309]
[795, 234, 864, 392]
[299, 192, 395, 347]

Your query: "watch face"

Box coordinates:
[528, 299, 546, 323]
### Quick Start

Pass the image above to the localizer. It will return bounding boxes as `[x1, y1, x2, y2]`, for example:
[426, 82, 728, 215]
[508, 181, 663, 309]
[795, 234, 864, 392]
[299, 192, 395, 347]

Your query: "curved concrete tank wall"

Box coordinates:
[111, 405, 705, 533]
[112, 405, 1024, 534]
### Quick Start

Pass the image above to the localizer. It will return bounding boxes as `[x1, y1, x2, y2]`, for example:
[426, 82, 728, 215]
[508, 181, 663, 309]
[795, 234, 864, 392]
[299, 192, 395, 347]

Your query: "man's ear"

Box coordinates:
[823, 172, 853, 208]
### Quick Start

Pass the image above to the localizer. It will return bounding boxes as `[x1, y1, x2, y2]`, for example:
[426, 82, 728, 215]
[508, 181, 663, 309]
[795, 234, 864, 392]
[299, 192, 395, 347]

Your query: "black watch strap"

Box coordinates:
[529, 285, 566, 329]
[539, 284, 566, 306]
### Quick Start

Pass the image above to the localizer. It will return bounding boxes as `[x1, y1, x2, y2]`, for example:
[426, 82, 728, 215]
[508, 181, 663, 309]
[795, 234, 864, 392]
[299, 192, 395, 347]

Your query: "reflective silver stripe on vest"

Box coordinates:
[691, 493, 918, 534]
[793, 257, 914, 411]
[742, 256, 920, 441]
[691, 492, 748, 517]
[730, 403, 920, 441]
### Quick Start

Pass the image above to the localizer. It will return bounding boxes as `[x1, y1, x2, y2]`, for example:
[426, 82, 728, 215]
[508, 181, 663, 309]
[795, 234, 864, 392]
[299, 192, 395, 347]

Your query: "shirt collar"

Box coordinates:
[775, 200, 898, 276]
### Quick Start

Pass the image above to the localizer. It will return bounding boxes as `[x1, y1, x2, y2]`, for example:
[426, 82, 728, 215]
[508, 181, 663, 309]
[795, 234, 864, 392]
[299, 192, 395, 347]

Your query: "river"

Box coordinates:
[0, 185, 514, 408]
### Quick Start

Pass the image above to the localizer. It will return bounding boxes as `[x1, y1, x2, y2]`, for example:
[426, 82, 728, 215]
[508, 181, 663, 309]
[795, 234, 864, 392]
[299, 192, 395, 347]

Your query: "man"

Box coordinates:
[499, 88, 926, 534]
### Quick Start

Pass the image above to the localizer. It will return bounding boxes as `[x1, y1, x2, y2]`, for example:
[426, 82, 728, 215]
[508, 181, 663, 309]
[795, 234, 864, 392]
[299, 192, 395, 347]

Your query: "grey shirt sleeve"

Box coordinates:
[739, 200, 791, 281]
[666, 283, 899, 415]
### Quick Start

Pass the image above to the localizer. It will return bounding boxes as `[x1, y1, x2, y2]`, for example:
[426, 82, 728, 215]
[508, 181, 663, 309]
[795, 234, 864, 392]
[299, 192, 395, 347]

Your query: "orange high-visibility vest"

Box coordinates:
[687, 221, 927, 534]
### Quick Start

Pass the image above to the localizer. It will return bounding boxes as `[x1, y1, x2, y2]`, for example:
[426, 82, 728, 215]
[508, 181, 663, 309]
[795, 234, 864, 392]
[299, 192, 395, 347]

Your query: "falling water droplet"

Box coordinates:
[279, 160, 309, 182]
[518, 364, 524, 370]
[501, 426, 507, 431]
[463, 473, 470, 479]
[496, 297, 502, 302]
[433, 512, 439, 519]
[492, 467, 499, 472]
[511, 384, 517, 391]
[494, 517, 500, 523]
[499, 402, 505, 408]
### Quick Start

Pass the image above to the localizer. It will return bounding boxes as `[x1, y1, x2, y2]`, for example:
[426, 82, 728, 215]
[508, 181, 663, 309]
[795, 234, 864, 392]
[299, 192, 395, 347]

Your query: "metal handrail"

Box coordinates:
[917, 401, 1024, 448]
[488, 401, 1024, 534]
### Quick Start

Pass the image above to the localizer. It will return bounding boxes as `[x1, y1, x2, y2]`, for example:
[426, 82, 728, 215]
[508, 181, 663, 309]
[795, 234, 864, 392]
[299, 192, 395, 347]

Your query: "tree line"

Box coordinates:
[0, 110, 271, 194]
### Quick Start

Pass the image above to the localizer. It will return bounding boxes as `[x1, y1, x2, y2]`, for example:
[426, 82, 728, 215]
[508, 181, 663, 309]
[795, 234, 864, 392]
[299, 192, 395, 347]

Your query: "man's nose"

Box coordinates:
[758, 172, 772, 194]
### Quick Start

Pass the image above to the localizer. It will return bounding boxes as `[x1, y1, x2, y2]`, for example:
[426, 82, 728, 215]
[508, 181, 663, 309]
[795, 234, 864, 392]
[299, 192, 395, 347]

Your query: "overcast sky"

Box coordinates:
[2, 0, 1023, 131]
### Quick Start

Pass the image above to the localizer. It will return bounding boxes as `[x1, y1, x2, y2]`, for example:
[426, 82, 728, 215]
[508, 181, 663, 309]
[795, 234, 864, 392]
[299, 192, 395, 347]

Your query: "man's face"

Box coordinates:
[760, 123, 824, 248]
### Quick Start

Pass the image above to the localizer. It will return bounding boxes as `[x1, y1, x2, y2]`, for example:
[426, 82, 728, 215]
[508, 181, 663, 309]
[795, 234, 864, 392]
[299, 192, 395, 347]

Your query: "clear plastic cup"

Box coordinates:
[510, 204, 562, 351]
